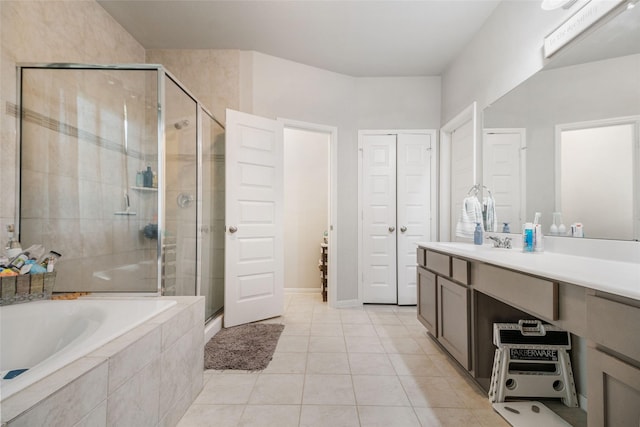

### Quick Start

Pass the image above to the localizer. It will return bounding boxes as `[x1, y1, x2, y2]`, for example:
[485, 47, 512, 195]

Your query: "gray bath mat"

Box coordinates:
[204, 323, 285, 371]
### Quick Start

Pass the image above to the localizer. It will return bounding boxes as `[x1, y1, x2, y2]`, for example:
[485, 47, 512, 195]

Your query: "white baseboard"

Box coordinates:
[204, 314, 223, 342]
[285, 287, 321, 294]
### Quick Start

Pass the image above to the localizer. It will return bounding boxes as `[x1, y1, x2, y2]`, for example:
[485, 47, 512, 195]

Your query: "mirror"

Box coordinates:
[482, 3, 640, 240]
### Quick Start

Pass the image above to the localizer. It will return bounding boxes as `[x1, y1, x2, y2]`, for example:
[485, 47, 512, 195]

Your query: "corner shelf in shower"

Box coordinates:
[131, 186, 158, 192]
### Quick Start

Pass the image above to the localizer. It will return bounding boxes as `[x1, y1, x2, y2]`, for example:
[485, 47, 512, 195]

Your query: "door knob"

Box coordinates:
[400, 226, 407, 233]
[228, 226, 238, 233]
[389, 226, 395, 232]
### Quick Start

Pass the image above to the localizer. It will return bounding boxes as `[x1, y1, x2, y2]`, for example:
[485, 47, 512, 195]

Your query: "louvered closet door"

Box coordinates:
[362, 134, 397, 304]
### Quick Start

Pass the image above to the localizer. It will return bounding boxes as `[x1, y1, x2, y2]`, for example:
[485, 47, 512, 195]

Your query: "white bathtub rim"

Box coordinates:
[0, 297, 176, 402]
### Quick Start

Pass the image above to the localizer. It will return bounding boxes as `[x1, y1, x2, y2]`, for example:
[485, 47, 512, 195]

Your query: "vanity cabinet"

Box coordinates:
[417, 267, 437, 335]
[418, 249, 471, 370]
[437, 277, 470, 369]
[586, 292, 640, 426]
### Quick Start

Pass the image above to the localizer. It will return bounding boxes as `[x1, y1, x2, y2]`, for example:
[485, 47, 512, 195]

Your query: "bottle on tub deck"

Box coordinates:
[474, 223, 483, 245]
[523, 222, 534, 252]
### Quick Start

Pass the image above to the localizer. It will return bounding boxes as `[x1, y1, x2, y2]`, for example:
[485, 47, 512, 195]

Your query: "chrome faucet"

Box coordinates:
[487, 236, 512, 249]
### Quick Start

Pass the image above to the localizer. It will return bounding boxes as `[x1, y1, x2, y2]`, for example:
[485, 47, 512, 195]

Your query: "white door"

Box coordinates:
[224, 109, 284, 327]
[397, 133, 432, 305]
[451, 119, 475, 241]
[483, 129, 525, 233]
[362, 134, 397, 303]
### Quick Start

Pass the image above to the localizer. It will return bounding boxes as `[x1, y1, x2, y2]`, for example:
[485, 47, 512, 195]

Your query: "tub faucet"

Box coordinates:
[487, 236, 512, 249]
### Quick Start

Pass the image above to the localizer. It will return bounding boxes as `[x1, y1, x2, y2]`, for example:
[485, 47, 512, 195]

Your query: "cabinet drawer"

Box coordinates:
[587, 294, 640, 361]
[426, 251, 450, 277]
[417, 247, 426, 268]
[472, 263, 558, 321]
[452, 258, 469, 285]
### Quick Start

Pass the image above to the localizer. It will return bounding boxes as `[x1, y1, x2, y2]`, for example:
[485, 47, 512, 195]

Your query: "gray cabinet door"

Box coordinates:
[437, 277, 470, 370]
[417, 267, 437, 336]
[588, 346, 640, 427]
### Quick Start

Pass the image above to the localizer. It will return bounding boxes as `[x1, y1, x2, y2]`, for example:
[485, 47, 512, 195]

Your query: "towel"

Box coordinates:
[455, 196, 484, 239]
[484, 194, 498, 232]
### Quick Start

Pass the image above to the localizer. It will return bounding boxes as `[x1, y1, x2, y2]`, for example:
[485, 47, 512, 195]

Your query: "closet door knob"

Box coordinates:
[400, 226, 407, 233]
[388, 226, 395, 233]
[228, 226, 238, 234]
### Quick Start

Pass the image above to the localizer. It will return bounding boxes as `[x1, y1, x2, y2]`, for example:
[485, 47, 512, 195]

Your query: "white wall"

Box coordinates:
[241, 51, 441, 302]
[441, 0, 579, 124]
[284, 128, 329, 290]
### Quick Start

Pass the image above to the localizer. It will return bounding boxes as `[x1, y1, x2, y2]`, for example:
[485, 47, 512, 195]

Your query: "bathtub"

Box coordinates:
[0, 298, 176, 402]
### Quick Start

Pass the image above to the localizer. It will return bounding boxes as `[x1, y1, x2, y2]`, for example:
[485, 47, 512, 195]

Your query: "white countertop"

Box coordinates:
[418, 242, 640, 301]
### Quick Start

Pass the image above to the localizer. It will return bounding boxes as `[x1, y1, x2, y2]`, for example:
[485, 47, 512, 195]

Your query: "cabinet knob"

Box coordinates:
[389, 226, 395, 233]
[400, 226, 407, 233]
[228, 226, 238, 234]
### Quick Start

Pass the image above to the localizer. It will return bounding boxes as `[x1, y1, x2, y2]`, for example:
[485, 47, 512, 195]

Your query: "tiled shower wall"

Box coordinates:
[0, 0, 145, 268]
[19, 68, 159, 292]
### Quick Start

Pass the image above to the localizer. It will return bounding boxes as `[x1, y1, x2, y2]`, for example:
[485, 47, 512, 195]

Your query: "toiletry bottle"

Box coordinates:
[4, 224, 22, 259]
[502, 223, 510, 233]
[474, 223, 483, 245]
[136, 170, 144, 187]
[144, 164, 153, 188]
[152, 171, 158, 188]
[534, 224, 544, 252]
[523, 222, 534, 252]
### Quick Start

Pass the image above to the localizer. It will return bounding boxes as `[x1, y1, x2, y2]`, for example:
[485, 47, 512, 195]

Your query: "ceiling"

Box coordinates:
[97, 0, 501, 77]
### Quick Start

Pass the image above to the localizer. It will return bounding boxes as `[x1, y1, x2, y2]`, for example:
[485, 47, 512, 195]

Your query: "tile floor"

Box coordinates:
[177, 293, 510, 427]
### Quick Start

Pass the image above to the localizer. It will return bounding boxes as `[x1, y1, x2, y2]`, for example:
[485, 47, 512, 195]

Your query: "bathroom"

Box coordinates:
[1, 0, 639, 426]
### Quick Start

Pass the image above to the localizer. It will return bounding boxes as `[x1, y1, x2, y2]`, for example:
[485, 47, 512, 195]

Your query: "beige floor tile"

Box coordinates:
[299, 405, 360, 427]
[399, 376, 466, 408]
[282, 313, 314, 324]
[307, 352, 350, 374]
[352, 375, 410, 406]
[312, 311, 342, 323]
[368, 313, 404, 325]
[380, 337, 426, 355]
[413, 407, 479, 427]
[194, 373, 258, 405]
[262, 352, 307, 374]
[308, 336, 347, 353]
[248, 374, 304, 405]
[276, 335, 310, 353]
[428, 353, 468, 377]
[388, 353, 444, 377]
[364, 305, 397, 313]
[302, 374, 356, 405]
[348, 353, 396, 375]
[472, 408, 511, 427]
[414, 336, 445, 355]
[280, 323, 311, 336]
[358, 406, 421, 427]
[177, 404, 245, 427]
[345, 336, 386, 354]
[374, 324, 411, 338]
[342, 323, 378, 337]
[239, 405, 301, 427]
[340, 311, 371, 324]
[310, 323, 344, 337]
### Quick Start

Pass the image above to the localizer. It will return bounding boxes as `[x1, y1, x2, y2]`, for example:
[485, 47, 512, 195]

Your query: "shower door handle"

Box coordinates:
[228, 226, 238, 234]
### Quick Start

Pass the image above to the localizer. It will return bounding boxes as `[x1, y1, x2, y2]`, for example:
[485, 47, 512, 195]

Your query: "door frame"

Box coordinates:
[278, 118, 339, 308]
[440, 102, 478, 242]
[357, 129, 438, 305]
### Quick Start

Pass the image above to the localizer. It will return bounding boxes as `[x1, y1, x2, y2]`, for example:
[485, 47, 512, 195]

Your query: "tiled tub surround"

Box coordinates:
[0, 296, 204, 427]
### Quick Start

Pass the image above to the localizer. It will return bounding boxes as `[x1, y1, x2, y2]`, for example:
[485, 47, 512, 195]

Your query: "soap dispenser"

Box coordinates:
[474, 223, 483, 245]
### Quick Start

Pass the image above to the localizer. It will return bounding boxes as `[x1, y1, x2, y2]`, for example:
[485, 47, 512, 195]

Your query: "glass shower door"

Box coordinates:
[200, 110, 225, 320]
[162, 76, 197, 296]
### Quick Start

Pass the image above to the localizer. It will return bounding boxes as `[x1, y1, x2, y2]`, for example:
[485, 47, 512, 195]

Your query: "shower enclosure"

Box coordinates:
[17, 64, 224, 321]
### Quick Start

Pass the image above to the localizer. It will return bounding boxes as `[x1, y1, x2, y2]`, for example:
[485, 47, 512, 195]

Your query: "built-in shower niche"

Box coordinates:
[18, 65, 225, 319]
